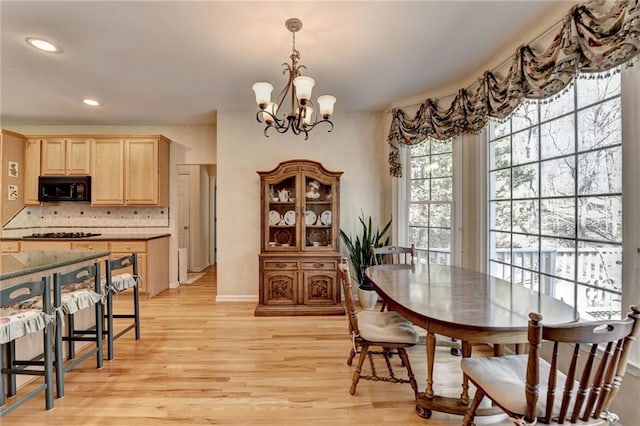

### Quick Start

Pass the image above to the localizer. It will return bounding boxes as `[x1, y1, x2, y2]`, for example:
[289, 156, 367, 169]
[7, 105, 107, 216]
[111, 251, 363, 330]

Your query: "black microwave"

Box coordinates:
[38, 176, 91, 202]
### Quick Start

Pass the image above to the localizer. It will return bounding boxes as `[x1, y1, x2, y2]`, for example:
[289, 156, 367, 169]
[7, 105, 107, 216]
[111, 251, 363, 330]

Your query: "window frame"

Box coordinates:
[398, 137, 462, 266]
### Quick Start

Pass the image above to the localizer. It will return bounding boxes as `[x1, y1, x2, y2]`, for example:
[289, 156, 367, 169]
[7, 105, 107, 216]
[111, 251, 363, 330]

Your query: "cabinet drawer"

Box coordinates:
[0, 241, 20, 252]
[263, 260, 297, 270]
[20, 241, 72, 251]
[109, 241, 147, 253]
[71, 241, 110, 250]
[301, 260, 336, 270]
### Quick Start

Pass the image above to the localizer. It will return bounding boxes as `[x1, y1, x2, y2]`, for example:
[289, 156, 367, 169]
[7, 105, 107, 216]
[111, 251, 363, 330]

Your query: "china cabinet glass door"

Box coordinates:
[267, 175, 297, 248]
[303, 177, 333, 249]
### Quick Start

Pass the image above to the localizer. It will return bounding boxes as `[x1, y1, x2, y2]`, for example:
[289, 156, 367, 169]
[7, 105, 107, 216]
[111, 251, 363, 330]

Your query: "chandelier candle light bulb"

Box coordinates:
[317, 95, 336, 119]
[252, 82, 274, 109]
[252, 17, 335, 140]
[293, 76, 315, 104]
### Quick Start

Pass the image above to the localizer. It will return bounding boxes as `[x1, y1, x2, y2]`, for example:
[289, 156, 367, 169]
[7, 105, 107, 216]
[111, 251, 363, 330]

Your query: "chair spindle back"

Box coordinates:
[338, 257, 359, 338]
[526, 306, 640, 424]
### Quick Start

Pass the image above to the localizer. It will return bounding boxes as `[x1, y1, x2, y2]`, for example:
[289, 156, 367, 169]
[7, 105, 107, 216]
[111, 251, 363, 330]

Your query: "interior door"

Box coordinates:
[178, 173, 191, 270]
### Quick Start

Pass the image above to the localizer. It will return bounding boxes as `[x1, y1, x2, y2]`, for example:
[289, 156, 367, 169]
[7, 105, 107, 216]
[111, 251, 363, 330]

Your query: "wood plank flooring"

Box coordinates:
[3, 266, 512, 425]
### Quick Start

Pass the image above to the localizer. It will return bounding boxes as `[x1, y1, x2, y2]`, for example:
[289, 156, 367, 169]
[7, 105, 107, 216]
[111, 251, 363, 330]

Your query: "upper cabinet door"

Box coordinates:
[24, 138, 41, 205]
[40, 138, 66, 175]
[41, 138, 91, 175]
[66, 138, 91, 175]
[92, 138, 125, 205]
[125, 138, 159, 205]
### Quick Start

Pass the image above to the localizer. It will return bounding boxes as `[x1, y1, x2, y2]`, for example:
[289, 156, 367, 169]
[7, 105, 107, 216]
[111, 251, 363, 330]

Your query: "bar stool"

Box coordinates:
[103, 253, 141, 360]
[53, 262, 104, 398]
[0, 276, 54, 416]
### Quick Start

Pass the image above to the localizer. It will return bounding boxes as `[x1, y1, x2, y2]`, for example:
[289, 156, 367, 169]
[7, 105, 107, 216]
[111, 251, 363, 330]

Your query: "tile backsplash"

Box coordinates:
[2, 205, 170, 237]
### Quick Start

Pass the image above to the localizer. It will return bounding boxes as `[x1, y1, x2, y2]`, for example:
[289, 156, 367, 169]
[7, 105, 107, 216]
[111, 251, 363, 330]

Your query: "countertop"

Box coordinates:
[1, 250, 110, 281]
[2, 233, 170, 242]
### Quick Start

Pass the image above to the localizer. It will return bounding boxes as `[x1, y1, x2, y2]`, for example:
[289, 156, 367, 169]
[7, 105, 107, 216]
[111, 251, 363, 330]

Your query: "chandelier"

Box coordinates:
[252, 18, 336, 140]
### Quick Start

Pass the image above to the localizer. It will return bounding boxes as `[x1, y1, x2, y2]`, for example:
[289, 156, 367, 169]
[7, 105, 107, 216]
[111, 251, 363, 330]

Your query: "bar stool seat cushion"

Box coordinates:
[105, 273, 138, 293]
[59, 289, 102, 315]
[0, 307, 50, 344]
[29, 278, 102, 316]
[357, 310, 419, 344]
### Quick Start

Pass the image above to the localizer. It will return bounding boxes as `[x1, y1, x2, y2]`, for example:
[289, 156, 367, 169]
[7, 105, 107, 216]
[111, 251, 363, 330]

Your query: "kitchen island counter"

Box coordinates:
[1, 235, 170, 298]
[3, 233, 170, 241]
[1, 249, 110, 281]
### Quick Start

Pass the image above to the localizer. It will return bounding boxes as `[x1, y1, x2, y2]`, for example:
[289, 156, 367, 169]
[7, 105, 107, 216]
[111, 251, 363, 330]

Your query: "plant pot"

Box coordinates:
[357, 287, 378, 310]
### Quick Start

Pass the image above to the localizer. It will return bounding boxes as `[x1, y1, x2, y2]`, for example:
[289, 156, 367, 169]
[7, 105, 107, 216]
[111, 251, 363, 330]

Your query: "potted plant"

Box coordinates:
[340, 212, 392, 310]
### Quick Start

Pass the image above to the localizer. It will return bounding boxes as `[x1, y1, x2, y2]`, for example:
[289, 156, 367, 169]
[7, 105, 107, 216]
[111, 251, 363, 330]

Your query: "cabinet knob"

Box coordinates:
[313, 263, 324, 268]
[275, 263, 286, 268]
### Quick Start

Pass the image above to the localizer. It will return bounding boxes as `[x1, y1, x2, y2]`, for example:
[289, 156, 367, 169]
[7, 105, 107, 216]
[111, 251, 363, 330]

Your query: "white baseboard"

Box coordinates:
[215, 295, 258, 302]
[191, 263, 209, 273]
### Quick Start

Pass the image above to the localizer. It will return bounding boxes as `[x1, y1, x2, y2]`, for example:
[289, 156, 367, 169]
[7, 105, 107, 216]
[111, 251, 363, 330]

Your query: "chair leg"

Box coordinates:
[398, 348, 418, 398]
[95, 301, 104, 369]
[67, 313, 75, 359]
[7, 340, 16, 397]
[346, 347, 356, 366]
[43, 321, 54, 409]
[350, 344, 369, 395]
[462, 387, 486, 426]
[55, 312, 65, 398]
[133, 285, 141, 340]
[106, 292, 114, 360]
[0, 344, 5, 407]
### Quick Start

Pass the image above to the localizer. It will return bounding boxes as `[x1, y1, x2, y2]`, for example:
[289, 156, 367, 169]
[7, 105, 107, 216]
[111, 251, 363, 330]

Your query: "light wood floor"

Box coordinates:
[3, 266, 513, 425]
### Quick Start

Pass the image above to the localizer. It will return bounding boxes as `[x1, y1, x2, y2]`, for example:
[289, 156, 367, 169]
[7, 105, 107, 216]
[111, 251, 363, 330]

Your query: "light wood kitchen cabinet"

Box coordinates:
[0, 241, 20, 253]
[92, 136, 170, 206]
[20, 241, 72, 251]
[255, 159, 344, 316]
[125, 138, 170, 205]
[92, 138, 125, 205]
[41, 138, 91, 176]
[24, 138, 41, 205]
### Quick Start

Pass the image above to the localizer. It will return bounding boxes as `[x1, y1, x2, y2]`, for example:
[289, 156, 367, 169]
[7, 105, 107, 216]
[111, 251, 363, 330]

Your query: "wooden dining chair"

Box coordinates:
[462, 306, 640, 426]
[338, 257, 419, 397]
[1, 276, 54, 416]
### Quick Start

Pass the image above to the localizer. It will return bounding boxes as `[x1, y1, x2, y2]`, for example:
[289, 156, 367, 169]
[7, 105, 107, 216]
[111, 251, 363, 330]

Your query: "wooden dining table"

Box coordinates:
[365, 263, 578, 420]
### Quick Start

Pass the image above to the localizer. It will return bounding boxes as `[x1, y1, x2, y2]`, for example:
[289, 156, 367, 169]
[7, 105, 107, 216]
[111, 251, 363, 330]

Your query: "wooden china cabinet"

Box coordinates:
[255, 159, 344, 316]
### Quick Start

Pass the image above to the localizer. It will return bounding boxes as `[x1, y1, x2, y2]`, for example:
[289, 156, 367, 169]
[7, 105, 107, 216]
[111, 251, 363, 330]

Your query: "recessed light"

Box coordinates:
[82, 99, 100, 106]
[26, 37, 60, 53]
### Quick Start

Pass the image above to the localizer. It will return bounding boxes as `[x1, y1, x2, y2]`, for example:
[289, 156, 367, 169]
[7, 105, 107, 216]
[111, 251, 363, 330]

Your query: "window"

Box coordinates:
[407, 139, 454, 264]
[488, 71, 623, 321]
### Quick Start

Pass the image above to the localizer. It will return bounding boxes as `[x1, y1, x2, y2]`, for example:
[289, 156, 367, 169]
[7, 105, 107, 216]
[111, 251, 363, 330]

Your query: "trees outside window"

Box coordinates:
[407, 139, 454, 264]
[488, 71, 622, 320]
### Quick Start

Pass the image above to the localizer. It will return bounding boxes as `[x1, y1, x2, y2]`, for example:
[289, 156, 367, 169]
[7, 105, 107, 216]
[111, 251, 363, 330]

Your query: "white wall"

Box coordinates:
[216, 111, 389, 300]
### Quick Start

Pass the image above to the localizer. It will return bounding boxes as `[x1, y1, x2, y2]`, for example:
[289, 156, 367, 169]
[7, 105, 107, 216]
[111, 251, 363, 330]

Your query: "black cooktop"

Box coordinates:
[23, 232, 102, 239]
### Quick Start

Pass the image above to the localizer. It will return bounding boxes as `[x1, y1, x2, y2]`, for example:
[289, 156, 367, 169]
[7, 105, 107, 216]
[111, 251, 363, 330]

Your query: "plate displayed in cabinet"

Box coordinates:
[308, 230, 327, 246]
[269, 210, 281, 226]
[320, 210, 332, 225]
[283, 210, 296, 226]
[305, 210, 317, 226]
[274, 229, 293, 245]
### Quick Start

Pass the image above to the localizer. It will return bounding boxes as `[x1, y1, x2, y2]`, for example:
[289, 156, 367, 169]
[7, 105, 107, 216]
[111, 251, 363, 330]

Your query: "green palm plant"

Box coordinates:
[340, 212, 392, 290]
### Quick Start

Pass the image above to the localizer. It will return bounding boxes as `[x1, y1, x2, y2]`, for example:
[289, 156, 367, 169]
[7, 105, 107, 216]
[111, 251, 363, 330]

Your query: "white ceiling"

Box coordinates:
[1, 1, 564, 126]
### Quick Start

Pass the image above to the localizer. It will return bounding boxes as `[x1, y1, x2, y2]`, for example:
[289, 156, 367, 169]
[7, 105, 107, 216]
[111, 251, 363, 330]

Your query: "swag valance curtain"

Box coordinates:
[387, 0, 639, 177]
